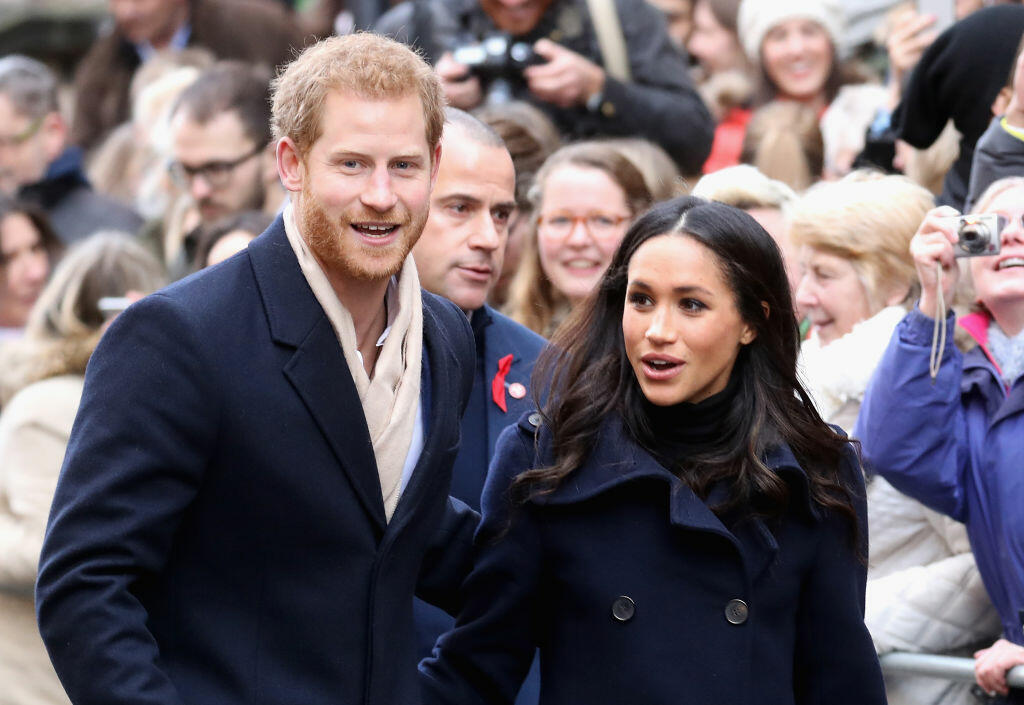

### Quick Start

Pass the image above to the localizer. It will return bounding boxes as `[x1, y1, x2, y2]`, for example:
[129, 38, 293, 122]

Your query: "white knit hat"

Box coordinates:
[737, 0, 846, 63]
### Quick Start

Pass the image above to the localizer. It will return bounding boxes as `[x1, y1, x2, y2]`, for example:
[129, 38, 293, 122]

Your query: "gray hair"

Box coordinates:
[0, 55, 58, 119]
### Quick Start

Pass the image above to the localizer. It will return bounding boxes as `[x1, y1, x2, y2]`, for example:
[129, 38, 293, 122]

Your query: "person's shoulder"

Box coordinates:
[483, 306, 546, 356]
[192, 0, 302, 56]
[1, 375, 84, 427]
[422, 290, 469, 332]
[52, 186, 142, 233]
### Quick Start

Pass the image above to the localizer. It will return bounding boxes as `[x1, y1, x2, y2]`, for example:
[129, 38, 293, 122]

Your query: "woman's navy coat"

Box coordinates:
[421, 413, 886, 705]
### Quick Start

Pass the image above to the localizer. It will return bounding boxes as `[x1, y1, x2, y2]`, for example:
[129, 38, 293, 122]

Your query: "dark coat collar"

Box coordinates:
[532, 414, 819, 523]
[526, 413, 815, 582]
[18, 146, 90, 210]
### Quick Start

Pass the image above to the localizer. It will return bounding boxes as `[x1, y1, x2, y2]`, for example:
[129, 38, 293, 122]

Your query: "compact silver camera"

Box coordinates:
[945, 214, 1003, 258]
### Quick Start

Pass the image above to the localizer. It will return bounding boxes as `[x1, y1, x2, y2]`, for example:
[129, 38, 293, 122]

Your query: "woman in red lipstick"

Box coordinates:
[420, 196, 884, 705]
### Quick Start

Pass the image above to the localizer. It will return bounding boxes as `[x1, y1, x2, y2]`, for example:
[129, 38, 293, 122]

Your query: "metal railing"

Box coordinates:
[880, 652, 1024, 689]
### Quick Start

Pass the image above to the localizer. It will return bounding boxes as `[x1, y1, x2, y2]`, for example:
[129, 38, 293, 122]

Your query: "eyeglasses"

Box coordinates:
[536, 211, 631, 238]
[168, 142, 266, 189]
[0, 116, 44, 150]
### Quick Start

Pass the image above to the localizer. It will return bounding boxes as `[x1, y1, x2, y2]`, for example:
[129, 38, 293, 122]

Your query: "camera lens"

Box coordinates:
[960, 224, 990, 254]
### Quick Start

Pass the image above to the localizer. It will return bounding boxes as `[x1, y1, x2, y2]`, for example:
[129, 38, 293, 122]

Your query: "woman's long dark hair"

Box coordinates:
[514, 196, 858, 532]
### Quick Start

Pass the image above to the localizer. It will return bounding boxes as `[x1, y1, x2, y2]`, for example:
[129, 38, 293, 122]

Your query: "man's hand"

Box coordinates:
[436, 52, 483, 110]
[974, 638, 1024, 697]
[523, 39, 605, 109]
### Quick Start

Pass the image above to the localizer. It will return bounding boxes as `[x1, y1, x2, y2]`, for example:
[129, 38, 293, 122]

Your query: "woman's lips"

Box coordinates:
[641, 355, 684, 381]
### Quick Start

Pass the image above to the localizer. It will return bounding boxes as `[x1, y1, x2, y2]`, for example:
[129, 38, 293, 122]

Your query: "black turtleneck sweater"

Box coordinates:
[629, 372, 742, 483]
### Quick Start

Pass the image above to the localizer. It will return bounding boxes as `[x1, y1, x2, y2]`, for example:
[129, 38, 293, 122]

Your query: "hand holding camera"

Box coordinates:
[442, 33, 603, 109]
[523, 39, 605, 109]
[436, 52, 484, 110]
[911, 205, 1006, 319]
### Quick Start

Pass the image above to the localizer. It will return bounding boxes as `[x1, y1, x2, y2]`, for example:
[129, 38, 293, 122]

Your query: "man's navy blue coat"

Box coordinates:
[35, 217, 479, 705]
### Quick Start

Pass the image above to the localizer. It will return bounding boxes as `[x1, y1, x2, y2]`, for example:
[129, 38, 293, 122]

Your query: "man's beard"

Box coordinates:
[298, 183, 426, 282]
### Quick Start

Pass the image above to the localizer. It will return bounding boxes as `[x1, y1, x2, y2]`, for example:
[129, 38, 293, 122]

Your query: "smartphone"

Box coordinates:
[917, 0, 955, 34]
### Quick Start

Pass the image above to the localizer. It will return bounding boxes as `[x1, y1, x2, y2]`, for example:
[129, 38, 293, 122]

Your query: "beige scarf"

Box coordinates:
[284, 204, 423, 521]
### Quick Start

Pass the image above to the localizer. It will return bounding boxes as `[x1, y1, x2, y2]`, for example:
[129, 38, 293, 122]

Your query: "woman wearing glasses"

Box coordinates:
[422, 196, 885, 704]
[504, 142, 653, 337]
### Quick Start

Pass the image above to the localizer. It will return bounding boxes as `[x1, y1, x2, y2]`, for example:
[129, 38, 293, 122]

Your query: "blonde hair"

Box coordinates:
[973, 175, 1024, 214]
[788, 172, 933, 307]
[740, 101, 823, 192]
[691, 164, 796, 211]
[0, 232, 165, 403]
[603, 138, 685, 202]
[271, 33, 444, 159]
[504, 142, 654, 336]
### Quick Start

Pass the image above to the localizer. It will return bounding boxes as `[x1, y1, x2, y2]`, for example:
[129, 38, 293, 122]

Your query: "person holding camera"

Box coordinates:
[856, 176, 1024, 702]
[375, 0, 714, 175]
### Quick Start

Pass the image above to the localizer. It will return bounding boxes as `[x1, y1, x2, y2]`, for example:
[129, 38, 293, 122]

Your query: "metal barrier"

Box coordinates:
[880, 652, 1024, 689]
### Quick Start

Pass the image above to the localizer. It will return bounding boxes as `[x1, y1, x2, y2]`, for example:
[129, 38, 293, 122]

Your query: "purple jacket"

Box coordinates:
[856, 307, 1024, 644]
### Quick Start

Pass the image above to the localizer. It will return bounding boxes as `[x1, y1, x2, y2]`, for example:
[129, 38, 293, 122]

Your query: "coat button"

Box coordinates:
[611, 596, 635, 622]
[527, 412, 543, 427]
[725, 599, 748, 625]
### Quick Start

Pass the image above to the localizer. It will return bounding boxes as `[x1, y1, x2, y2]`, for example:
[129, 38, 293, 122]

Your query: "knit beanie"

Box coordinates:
[737, 0, 845, 62]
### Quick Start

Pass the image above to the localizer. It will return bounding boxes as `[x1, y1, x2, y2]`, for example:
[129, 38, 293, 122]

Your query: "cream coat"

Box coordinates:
[0, 375, 81, 705]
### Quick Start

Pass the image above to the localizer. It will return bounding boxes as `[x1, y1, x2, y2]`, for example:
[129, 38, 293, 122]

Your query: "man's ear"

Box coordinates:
[429, 142, 442, 187]
[40, 111, 66, 163]
[993, 86, 1013, 117]
[276, 137, 304, 193]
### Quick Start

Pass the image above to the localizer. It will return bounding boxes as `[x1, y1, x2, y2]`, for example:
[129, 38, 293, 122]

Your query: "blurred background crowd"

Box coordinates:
[1, 0, 1024, 704]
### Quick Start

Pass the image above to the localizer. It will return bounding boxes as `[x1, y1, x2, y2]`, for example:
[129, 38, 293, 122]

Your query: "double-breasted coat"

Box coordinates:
[421, 412, 887, 705]
[35, 217, 479, 705]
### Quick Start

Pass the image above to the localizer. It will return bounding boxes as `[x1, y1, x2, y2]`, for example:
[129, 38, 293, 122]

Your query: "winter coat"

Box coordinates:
[856, 308, 1024, 646]
[415, 305, 546, 705]
[18, 147, 142, 245]
[375, 0, 714, 174]
[965, 117, 1024, 213]
[801, 306, 999, 705]
[0, 375, 81, 705]
[70, 0, 303, 151]
[420, 412, 886, 705]
[35, 217, 479, 705]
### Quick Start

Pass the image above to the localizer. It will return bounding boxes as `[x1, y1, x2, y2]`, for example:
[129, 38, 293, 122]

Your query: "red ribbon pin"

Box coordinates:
[491, 354, 514, 412]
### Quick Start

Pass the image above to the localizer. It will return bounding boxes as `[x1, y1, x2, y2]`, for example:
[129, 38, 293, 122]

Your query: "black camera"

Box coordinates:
[451, 33, 544, 105]
[945, 214, 1003, 258]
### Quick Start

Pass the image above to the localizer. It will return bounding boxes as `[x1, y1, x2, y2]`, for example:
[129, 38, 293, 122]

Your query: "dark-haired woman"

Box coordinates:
[0, 198, 61, 342]
[420, 197, 885, 704]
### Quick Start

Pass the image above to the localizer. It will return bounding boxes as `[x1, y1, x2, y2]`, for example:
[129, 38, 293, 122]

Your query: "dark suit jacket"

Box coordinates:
[36, 216, 478, 705]
[447, 306, 545, 510]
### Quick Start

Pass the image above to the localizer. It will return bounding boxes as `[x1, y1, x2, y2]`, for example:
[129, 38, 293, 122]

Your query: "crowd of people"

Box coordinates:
[1, 0, 1024, 704]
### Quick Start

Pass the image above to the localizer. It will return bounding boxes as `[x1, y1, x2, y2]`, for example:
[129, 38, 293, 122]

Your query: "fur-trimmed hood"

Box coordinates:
[0, 331, 102, 407]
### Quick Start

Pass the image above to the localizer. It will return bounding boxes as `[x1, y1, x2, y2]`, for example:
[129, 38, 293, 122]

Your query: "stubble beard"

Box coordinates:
[298, 182, 427, 282]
